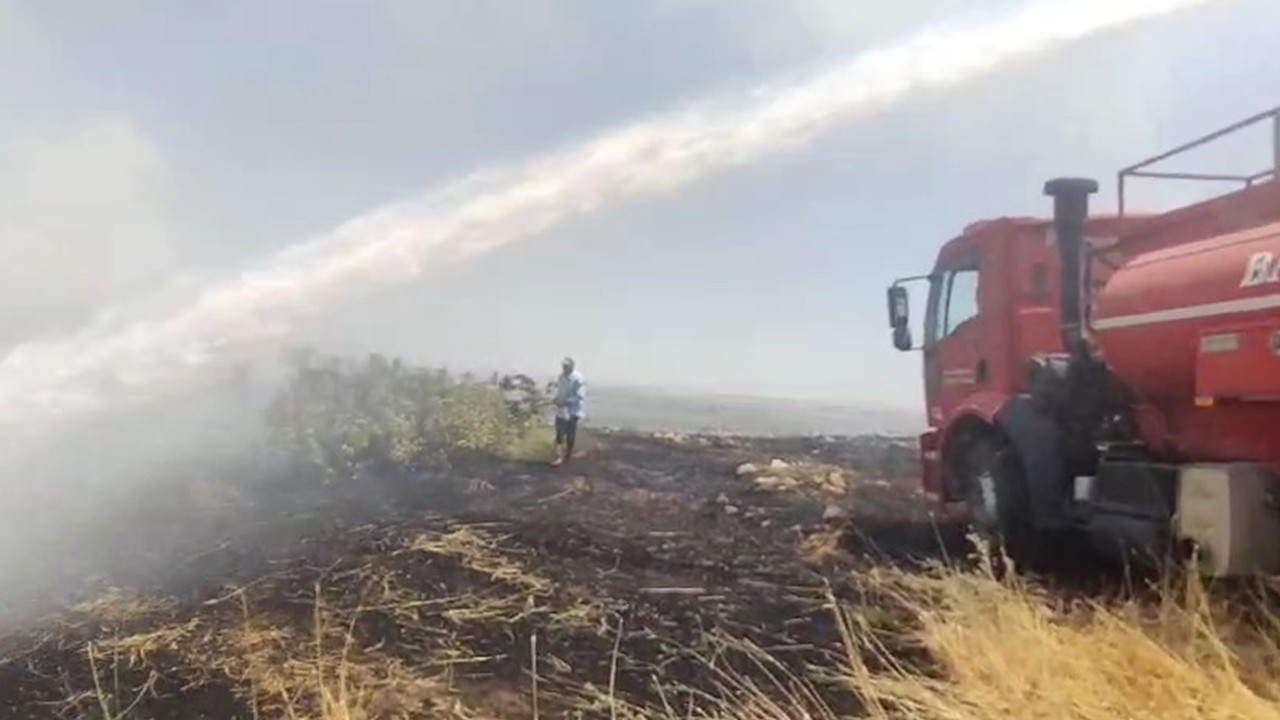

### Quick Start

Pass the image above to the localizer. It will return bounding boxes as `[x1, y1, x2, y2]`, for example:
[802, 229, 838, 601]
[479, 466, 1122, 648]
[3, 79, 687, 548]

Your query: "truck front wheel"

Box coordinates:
[961, 434, 1040, 573]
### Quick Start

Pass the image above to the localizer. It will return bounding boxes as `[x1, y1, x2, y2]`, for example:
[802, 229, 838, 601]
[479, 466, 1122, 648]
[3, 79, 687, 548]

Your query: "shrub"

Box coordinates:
[265, 349, 550, 480]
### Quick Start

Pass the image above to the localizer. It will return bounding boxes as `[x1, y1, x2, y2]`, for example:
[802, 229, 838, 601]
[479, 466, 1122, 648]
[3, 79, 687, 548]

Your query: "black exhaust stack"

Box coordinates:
[1044, 177, 1099, 356]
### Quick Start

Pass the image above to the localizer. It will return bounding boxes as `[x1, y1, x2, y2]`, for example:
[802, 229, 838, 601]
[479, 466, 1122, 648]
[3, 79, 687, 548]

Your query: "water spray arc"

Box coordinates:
[0, 0, 1225, 440]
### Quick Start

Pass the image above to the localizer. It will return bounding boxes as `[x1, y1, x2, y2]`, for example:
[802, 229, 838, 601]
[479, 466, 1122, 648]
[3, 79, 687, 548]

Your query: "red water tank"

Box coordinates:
[1092, 222, 1280, 405]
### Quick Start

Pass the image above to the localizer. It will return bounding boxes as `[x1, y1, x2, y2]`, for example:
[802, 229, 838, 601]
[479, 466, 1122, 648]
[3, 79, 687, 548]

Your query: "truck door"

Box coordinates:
[924, 252, 984, 422]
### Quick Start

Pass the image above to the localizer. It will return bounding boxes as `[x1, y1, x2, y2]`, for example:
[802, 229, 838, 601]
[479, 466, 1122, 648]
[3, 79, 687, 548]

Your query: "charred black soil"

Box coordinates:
[0, 430, 958, 719]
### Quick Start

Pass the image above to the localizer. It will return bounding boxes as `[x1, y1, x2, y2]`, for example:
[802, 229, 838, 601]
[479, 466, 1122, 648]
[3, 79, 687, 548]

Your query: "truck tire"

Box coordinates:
[961, 434, 1040, 574]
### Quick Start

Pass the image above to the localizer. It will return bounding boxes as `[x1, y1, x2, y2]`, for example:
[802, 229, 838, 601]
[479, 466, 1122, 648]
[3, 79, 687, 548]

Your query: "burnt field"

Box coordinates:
[0, 428, 964, 719]
[1, 347, 1277, 720]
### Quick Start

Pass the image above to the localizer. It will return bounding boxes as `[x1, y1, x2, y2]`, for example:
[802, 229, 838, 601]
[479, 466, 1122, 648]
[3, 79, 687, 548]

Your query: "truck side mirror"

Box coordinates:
[887, 285, 913, 351]
[893, 324, 914, 352]
[887, 286, 908, 327]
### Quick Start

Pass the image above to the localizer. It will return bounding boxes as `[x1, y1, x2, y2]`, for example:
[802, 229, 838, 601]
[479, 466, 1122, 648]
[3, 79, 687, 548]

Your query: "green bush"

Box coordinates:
[265, 349, 551, 480]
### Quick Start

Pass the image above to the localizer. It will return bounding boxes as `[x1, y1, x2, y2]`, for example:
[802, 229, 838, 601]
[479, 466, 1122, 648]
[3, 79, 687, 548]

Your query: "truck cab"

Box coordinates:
[889, 214, 1143, 503]
[884, 105, 1280, 576]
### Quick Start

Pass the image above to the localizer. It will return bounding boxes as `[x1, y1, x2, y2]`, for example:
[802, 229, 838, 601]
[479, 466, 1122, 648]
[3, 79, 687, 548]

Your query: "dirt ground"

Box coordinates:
[0, 429, 965, 719]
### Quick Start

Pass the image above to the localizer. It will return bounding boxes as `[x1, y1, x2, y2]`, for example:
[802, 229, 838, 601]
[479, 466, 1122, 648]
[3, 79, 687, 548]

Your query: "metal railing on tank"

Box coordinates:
[1117, 104, 1280, 216]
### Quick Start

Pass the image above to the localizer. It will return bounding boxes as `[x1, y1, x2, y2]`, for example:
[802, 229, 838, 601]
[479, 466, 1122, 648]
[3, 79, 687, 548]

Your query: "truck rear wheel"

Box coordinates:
[961, 434, 1040, 574]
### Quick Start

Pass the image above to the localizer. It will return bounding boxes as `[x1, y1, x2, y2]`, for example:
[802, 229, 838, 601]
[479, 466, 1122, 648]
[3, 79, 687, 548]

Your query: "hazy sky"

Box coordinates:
[1, 0, 1277, 411]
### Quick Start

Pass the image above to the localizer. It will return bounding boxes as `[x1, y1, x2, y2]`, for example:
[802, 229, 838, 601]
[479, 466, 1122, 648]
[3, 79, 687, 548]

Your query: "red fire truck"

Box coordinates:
[887, 105, 1280, 576]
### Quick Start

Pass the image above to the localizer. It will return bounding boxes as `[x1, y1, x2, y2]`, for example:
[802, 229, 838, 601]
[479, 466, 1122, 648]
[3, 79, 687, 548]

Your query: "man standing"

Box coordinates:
[551, 357, 586, 467]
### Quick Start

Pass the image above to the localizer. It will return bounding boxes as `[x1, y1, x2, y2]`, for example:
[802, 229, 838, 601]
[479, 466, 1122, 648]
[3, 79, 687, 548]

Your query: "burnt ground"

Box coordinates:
[0, 430, 967, 719]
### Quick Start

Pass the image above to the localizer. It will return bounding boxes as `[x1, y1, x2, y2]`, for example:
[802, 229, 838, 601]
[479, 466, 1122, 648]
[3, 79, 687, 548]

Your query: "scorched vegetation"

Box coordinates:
[0, 352, 1278, 719]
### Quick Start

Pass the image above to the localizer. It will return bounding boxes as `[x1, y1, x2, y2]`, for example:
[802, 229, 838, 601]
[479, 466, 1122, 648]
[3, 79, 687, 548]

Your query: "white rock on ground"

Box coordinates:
[755, 475, 798, 492]
[735, 463, 759, 476]
[769, 458, 790, 471]
[754, 475, 780, 490]
[822, 503, 848, 522]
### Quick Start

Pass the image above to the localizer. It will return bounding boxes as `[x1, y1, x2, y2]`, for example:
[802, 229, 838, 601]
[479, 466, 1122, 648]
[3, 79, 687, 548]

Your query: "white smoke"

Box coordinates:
[0, 0, 1222, 444]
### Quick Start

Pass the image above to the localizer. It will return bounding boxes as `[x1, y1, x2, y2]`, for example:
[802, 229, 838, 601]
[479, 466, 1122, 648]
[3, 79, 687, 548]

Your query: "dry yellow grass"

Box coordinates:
[492, 425, 604, 464]
[65, 533, 1280, 720]
[839, 559, 1280, 720]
